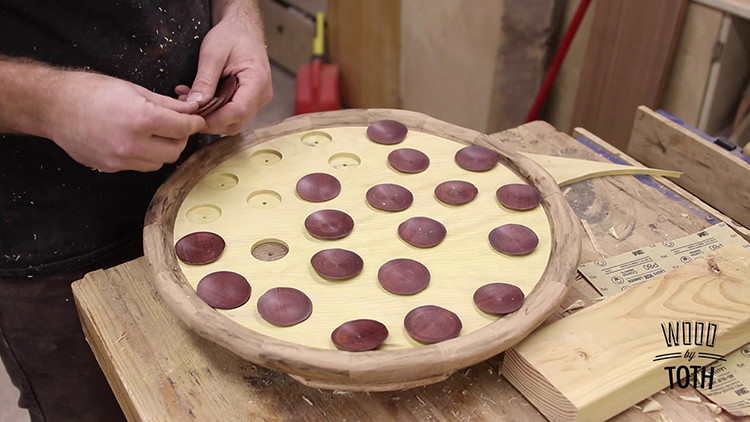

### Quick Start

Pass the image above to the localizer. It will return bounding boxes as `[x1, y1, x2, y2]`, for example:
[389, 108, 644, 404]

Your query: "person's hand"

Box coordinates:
[175, 4, 273, 135]
[45, 71, 206, 173]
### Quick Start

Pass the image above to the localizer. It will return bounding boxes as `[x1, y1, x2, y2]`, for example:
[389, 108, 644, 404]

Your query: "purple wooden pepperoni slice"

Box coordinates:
[387, 148, 430, 173]
[404, 305, 462, 344]
[196, 271, 251, 309]
[454, 145, 499, 172]
[296, 173, 341, 202]
[175, 231, 226, 265]
[488, 224, 539, 255]
[366, 119, 408, 145]
[331, 319, 389, 351]
[311, 248, 364, 280]
[398, 217, 446, 248]
[304, 209, 354, 240]
[496, 183, 542, 210]
[257, 287, 313, 326]
[366, 183, 413, 212]
[377, 258, 431, 295]
[434, 180, 478, 205]
[473, 283, 525, 314]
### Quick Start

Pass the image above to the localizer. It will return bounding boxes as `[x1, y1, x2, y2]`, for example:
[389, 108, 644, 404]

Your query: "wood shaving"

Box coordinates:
[580, 219, 606, 259]
[704, 402, 722, 414]
[608, 227, 620, 239]
[302, 396, 313, 406]
[563, 299, 586, 312]
[642, 399, 662, 413]
[679, 395, 702, 403]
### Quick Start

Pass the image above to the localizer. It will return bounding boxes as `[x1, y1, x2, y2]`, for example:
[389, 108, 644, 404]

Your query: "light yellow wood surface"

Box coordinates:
[174, 126, 552, 351]
[503, 245, 750, 422]
[628, 106, 750, 229]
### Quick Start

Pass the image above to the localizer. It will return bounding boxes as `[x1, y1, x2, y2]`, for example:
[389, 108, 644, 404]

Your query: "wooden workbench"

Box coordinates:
[72, 120, 748, 421]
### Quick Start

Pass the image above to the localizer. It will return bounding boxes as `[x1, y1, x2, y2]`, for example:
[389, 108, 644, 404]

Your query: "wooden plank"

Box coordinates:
[694, 0, 750, 21]
[503, 245, 750, 422]
[486, 0, 562, 133]
[627, 106, 750, 228]
[399, 0, 503, 132]
[571, 0, 687, 151]
[72, 120, 746, 421]
[697, 15, 750, 135]
[661, 2, 724, 126]
[326, 0, 400, 108]
[258, 0, 315, 74]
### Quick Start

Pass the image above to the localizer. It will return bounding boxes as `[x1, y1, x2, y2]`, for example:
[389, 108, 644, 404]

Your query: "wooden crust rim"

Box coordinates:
[143, 109, 582, 391]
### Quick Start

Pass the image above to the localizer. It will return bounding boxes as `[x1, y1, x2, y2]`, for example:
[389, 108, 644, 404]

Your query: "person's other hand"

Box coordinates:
[175, 5, 273, 135]
[46, 72, 206, 173]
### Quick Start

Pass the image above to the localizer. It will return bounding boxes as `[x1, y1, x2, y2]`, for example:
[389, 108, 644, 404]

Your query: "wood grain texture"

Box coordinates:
[571, 0, 687, 150]
[73, 120, 749, 421]
[628, 106, 750, 228]
[327, 0, 400, 108]
[503, 245, 750, 422]
[143, 109, 581, 391]
[258, 0, 314, 73]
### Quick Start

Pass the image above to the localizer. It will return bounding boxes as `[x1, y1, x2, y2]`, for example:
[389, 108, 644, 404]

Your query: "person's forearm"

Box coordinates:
[0, 56, 66, 138]
[211, 0, 263, 31]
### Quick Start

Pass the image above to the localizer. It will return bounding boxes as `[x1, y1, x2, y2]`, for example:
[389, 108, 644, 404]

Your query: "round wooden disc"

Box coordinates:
[377, 258, 431, 295]
[304, 209, 355, 240]
[296, 173, 341, 202]
[404, 305, 462, 344]
[146, 109, 581, 392]
[311, 248, 364, 280]
[397, 217, 446, 248]
[257, 287, 313, 326]
[366, 119, 408, 145]
[387, 148, 430, 173]
[488, 224, 539, 255]
[366, 183, 414, 212]
[473, 283, 525, 314]
[496, 183, 542, 210]
[434, 180, 478, 205]
[196, 271, 251, 309]
[175, 231, 225, 265]
[331, 319, 389, 352]
[454, 145, 499, 172]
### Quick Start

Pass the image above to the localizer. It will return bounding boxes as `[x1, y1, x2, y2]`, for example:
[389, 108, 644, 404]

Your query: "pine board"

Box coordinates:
[503, 245, 750, 422]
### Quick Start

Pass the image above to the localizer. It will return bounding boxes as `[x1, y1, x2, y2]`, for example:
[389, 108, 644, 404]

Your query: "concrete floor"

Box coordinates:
[0, 64, 296, 421]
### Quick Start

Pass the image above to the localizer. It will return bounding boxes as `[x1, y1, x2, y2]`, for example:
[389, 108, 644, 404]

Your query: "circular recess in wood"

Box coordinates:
[488, 224, 539, 255]
[301, 131, 333, 147]
[203, 173, 238, 191]
[404, 305, 462, 344]
[377, 258, 431, 295]
[398, 217, 447, 248]
[366, 183, 413, 212]
[387, 148, 430, 173]
[304, 209, 355, 240]
[496, 183, 542, 211]
[434, 180, 478, 205]
[257, 287, 313, 326]
[331, 319, 389, 352]
[454, 145, 499, 172]
[196, 271, 251, 309]
[251, 239, 289, 261]
[296, 173, 341, 202]
[175, 231, 225, 265]
[311, 248, 364, 280]
[473, 283, 525, 315]
[366, 119, 408, 145]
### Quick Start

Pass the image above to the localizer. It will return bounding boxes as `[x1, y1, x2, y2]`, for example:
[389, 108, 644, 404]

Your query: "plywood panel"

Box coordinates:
[571, 0, 687, 150]
[400, 0, 503, 132]
[327, 0, 400, 108]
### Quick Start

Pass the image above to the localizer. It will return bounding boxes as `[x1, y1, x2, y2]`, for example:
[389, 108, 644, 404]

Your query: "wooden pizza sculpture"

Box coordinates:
[144, 109, 581, 391]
